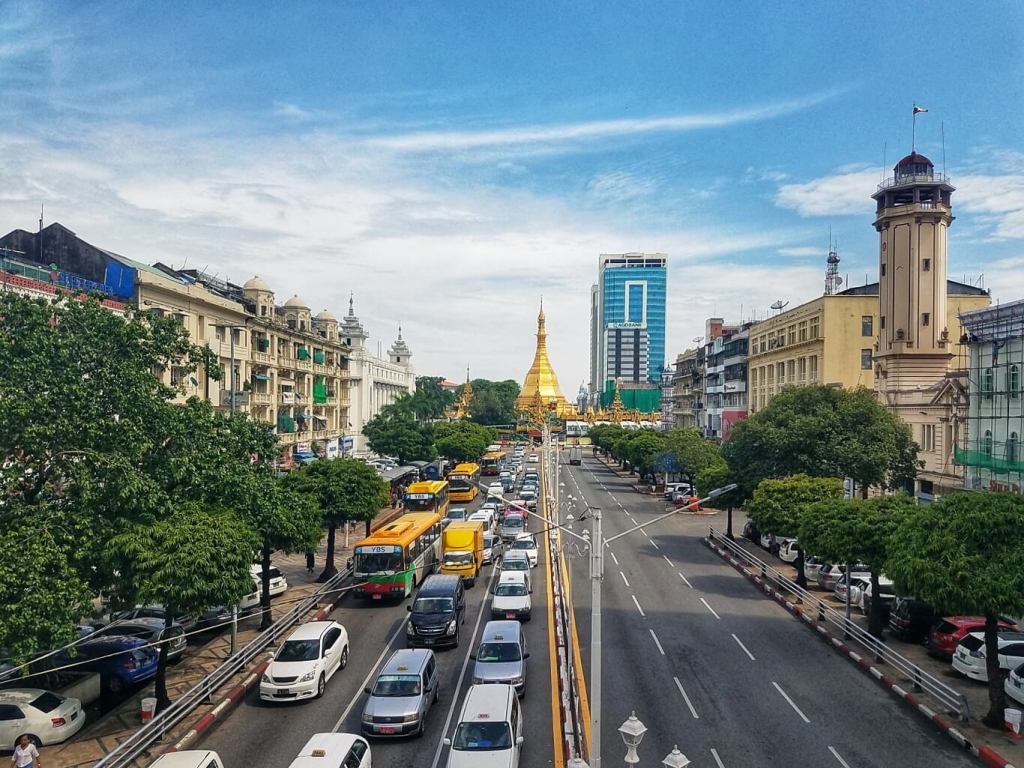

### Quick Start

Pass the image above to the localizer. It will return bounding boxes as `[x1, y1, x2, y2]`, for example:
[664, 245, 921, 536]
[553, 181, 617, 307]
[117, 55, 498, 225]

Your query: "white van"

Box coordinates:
[444, 684, 523, 768]
[287, 733, 371, 768]
[149, 752, 225, 768]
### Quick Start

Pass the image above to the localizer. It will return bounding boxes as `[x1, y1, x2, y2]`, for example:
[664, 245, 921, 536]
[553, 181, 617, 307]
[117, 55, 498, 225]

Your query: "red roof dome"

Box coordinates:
[895, 152, 934, 170]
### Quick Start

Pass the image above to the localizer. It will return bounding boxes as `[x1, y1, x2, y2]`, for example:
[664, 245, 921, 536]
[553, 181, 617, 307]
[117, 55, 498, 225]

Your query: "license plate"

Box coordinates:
[70, 711, 78, 721]
[506, 612, 516, 619]
[278, 689, 291, 695]
[378, 726, 396, 734]
[372, 594, 382, 600]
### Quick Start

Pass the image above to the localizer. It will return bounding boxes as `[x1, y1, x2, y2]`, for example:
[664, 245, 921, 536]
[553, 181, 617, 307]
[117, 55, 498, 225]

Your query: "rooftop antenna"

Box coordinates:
[824, 227, 842, 296]
[881, 141, 887, 181]
[770, 300, 789, 316]
[38, 203, 44, 233]
[941, 120, 946, 176]
[912, 104, 928, 153]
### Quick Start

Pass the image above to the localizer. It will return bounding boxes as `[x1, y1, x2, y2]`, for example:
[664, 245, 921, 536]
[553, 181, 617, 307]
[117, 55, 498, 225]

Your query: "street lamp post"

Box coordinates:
[618, 711, 647, 766]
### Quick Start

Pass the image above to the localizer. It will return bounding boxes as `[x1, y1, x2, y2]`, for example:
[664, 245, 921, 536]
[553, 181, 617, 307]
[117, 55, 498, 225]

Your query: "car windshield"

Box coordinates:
[405, 497, 437, 512]
[372, 674, 421, 697]
[503, 520, 524, 531]
[476, 641, 522, 662]
[452, 721, 512, 751]
[495, 583, 528, 597]
[277, 639, 320, 662]
[511, 539, 534, 550]
[444, 553, 475, 566]
[354, 551, 404, 574]
[503, 559, 528, 571]
[413, 597, 453, 613]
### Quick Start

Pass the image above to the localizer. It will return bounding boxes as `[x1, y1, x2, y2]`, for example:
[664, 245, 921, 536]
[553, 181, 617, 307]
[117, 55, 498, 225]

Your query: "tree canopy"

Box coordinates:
[434, 420, 495, 462]
[722, 385, 918, 497]
[666, 428, 721, 486]
[362, 404, 434, 463]
[462, 379, 520, 425]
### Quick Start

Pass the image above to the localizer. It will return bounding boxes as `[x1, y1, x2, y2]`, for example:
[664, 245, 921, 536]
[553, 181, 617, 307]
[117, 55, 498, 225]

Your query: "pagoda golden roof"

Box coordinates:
[516, 301, 571, 416]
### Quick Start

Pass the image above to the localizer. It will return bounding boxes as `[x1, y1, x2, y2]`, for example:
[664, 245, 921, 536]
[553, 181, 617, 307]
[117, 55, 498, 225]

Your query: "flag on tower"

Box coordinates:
[913, 105, 928, 114]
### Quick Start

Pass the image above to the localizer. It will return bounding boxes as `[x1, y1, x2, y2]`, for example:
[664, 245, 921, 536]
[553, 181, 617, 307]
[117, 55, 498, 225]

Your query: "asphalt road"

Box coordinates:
[562, 453, 973, 768]
[201, 464, 557, 768]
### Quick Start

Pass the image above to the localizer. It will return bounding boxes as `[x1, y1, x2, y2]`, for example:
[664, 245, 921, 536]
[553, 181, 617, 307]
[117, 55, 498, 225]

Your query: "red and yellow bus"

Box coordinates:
[480, 451, 507, 476]
[352, 512, 444, 600]
[404, 480, 450, 519]
[447, 462, 481, 503]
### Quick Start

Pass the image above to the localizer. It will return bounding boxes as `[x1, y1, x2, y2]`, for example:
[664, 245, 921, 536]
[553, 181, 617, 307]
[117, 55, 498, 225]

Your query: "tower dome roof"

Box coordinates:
[895, 152, 934, 170]
[243, 275, 272, 292]
[284, 294, 309, 309]
[315, 309, 337, 321]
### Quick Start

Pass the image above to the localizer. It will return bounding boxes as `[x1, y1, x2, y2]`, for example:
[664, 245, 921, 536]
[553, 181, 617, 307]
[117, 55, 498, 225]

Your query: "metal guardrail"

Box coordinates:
[93, 567, 352, 768]
[707, 527, 970, 722]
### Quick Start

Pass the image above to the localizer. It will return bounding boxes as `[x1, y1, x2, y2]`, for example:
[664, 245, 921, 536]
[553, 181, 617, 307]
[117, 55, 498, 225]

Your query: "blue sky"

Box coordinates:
[2, 1, 1022, 389]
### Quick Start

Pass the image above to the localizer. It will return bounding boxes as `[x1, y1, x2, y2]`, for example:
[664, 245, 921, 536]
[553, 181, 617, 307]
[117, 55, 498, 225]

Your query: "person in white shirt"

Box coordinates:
[11, 734, 40, 768]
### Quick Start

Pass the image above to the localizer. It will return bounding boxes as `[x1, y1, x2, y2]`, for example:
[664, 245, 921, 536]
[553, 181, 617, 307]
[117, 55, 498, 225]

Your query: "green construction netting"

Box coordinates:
[955, 445, 1024, 472]
[313, 375, 328, 404]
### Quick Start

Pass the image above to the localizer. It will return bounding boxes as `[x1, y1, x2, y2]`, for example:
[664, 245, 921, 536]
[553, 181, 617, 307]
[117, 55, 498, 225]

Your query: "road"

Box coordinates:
[201, 465, 557, 768]
[562, 452, 972, 768]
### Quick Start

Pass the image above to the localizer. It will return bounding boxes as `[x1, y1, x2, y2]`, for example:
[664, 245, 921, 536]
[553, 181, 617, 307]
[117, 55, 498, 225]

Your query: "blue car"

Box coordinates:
[60, 636, 158, 694]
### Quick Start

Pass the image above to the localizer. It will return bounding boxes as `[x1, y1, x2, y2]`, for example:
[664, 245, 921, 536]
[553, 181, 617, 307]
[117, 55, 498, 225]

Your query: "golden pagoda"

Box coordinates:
[447, 367, 473, 420]
[516, 301, 572, 417]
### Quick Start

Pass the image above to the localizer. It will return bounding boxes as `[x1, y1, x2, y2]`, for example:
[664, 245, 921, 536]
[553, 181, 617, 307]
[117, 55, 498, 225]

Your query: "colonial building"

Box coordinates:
[704, 324, 751, 440]
[670, 348, 700, 431]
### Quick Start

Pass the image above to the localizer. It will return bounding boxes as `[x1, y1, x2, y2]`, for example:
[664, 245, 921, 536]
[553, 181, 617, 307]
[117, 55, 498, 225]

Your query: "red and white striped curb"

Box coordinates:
[166, 600, 336, 753]
[705, 538, 1019, 768]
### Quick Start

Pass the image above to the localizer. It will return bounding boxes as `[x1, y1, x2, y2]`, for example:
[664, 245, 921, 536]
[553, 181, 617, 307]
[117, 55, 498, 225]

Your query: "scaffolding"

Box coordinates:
[957, 299, 1024, 491]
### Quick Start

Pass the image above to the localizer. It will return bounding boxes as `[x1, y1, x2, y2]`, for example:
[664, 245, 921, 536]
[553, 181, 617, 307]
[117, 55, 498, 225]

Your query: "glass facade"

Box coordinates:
[601, 265, 666, 382]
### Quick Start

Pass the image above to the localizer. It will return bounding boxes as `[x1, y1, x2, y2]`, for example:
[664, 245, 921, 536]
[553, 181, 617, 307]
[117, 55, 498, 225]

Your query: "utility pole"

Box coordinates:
[590, 505, 603, 768]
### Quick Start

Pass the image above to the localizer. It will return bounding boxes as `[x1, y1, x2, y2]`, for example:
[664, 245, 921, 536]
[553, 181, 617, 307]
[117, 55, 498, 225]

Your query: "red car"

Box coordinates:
[928, 616, 1018, 659]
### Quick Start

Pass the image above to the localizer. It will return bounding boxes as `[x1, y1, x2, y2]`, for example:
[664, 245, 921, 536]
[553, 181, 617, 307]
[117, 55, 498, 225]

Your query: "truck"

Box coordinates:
[440, 520, 485, 586]
[568, 445, 583, 465]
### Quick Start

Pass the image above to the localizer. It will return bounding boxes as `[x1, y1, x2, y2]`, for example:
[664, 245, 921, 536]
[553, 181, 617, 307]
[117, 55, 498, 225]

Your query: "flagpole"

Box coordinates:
[912, 104, 917, 153]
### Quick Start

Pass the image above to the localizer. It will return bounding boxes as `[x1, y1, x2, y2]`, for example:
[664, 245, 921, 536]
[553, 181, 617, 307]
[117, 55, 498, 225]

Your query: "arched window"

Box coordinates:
[983, 369, 994, 399]
[983, 430, 994, 458]
[1009, 365, 1020, 399]
[1008, 432, 1019, 465]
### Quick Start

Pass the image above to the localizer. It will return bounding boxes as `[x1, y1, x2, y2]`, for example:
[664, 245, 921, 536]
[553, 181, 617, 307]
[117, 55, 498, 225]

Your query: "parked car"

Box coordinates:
[662, 483, 692, 500]
[928, 616, 1019, 659]
[888, 597, 939, 643]
[93, 617, 187, 663]
[816, 562, 870, 591]
[778, 539, 800, 564]
[60, 635, 158, 693]
[860, 578, 897, 617]
[1005, 662, 1024, 707]
[111, 605, 199, 634]
[251, 564, 289, 597]
[0, 689, 85, 750]
[508, 534, 538, 568]
[833, 575, 871, 606]
[361, 648, 439, 738]
[260, 621, 349, 701]
[952, 631, 1024, 682]
[802, 556, 825, 584]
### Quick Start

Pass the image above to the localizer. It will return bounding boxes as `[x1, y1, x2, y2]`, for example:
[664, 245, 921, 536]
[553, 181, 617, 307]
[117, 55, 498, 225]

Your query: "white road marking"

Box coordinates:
[772, 681, 811, 724]
[333, 616, 409, 730]
[620, 571, 630, 588]
[640, 528, 649, 538]
[649, 629, 665, 656]
[628, 515, 637, 524]
[609, 550, 620, 566]
[662, 555, 673, 567]
[700, 597, 720, 619]
[650, 539, 660, 550]
[677, 571, 693, 588]
[828, 746, 851, 768]
[631, 595, 646, 617]
[711, 748, 726, 768]
[731, 633, 756, 661]
[673, 675, 699, 719]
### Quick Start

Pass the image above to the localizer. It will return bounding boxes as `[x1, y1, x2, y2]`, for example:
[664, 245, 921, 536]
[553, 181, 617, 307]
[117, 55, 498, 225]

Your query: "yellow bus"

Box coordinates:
[448, 462, 481, 503]
[480, 450, 507, 476]
[352, 512, 444, 600]
[404, 480, 450, 519]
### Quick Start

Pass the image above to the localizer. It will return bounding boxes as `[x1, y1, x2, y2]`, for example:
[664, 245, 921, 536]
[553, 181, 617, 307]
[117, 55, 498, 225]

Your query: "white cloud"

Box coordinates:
[774, 167, 880, 217]
[777, 246, 824, 258]
[586, 171, 655, 204]
[272, 102, 317, 121]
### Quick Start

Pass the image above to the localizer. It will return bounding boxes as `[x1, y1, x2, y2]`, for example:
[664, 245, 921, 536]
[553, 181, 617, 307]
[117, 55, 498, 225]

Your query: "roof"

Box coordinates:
[497, 570, 528, 584]
[315, 308, 337, 321]
[460, 683, 515, 720]
[837, 279, 989, 297]
[149, 752, 222, 768]
[382, 648, 432, 674]
[291, 733, 364, 765]
[418, 574, 462, 594]
[284, 621, 335, 641]
[481, 620, 521, 640]
[895, 152, 934, 169]
[243, 275, 272, 291]
[284, 294, 309, 309]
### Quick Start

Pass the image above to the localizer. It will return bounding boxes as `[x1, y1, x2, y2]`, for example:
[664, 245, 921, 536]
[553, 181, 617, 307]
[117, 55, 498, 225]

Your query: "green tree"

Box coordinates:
[800, 494, 915, 636]
[722, 385, 918, 498]
[886, 492, 1024, 726]
[697, 461, 742, 539]
[465, 379, 520, 425]
[286, 458, 389, 580]
[410, 376, 455, 421]
[107, 505, 258, 710]
[434, 420, 494, 462]
[747, 474, 843, 587]
[363, 405, 435, 463]
[588, 424, 624, 457]
[666, 428, 721, 489]
[615, 430, 668, 480]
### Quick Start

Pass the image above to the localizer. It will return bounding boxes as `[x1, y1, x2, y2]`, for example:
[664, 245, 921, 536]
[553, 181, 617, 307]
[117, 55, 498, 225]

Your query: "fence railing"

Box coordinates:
[707, 527, 970, 722]
[93, 567, 351, 767]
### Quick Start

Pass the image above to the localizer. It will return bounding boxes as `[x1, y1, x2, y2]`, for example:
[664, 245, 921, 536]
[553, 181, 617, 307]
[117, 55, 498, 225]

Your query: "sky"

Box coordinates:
[2, 1, 1023, 391]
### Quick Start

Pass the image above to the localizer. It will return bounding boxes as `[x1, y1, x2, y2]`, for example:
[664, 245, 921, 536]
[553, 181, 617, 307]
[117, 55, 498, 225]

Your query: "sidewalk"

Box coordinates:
[48, 508, 400, 768]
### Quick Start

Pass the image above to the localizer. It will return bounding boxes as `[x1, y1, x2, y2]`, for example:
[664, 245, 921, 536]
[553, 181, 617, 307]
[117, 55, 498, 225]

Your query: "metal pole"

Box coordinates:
[230, 605, 238, 655]
[229, 329, 237, 416]
[591, 506, 603, 768]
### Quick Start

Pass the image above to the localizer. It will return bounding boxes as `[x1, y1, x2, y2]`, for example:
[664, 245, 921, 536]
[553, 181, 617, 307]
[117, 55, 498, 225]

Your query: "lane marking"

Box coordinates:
[628, 515, 638, 524]
[662, 555, 674, 567]
[731, 633, 756, 661]
[711, 748, 726, 768]
[649, 539, 660, 550]
[620, 571, 630, 588]
[828, 746, 851, 767]
[677, 572, 693, 589]
[609, 550, 620, 566]
[672, 676, 699, 719]
[772, 681, 810, 724]
[649, 629, 665, 656]
[332, 615, 409, 730]
[700, 597, 720, 619]
[640, 528, 649, 539]
[631, 595, 646, 617]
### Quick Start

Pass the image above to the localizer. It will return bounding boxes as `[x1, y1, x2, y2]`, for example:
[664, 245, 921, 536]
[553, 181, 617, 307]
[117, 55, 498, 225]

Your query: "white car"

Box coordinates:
[260, 621, 349, 701]
[527, 454, 539, 464]
[468, 510, 496, 532]
[491, 572, 532, 622]
[498, 552, 532, 592]
[1005, 662, 1024, 706]
[952, 631, 1024, 682]
[0, 689, 85, 750]
[251, 564, 289, 597]
[778, 539, 800, 563]
[508, 534, 538, 568]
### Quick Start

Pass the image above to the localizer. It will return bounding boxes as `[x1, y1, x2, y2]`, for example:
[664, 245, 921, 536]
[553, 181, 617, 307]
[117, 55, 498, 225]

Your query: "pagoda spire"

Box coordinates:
[516, 299, 569, 415]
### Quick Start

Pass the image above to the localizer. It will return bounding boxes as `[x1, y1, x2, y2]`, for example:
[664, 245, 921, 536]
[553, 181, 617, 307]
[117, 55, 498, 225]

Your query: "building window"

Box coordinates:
[776, 362, 785, 384]
[880, 316, 886, 330]
[923, 258, 931, 271]
[786, 359, 795, 381]
[787, 325, 796, 345]
[809, 318, 820, 339]
[798, 321, 807, 342]
[1009, 365, 1020, 398]
[983, 368, 994, 399]
[860, 349, 872, 370]
[798, 357, 807, 382]
[881, 263, 886, 277]
[1008, 433, 1020, 464]
[983, 429, 993, 457]
[921, 424, 935, 452]
[922, 312, 930, 327]
[862, 316, 873, 336]
[809, 355, 818, 381]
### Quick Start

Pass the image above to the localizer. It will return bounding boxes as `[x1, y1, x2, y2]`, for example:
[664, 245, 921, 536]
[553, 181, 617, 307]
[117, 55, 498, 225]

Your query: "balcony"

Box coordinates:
[877, 172, 950, 191]
[252, 350, 274, 364]
[251, 392, 272, 405]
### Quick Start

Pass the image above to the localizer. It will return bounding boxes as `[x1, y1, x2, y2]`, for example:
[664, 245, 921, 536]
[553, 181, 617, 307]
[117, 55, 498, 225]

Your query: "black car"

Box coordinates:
[406, 575, 465, 649]
[888, 597, 939, 643]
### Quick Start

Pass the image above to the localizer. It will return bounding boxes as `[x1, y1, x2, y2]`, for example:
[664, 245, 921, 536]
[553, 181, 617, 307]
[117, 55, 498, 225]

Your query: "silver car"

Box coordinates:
[362, 648, 439, 738]
[471, 621, 529, 697]
[482, 532, 503, 565]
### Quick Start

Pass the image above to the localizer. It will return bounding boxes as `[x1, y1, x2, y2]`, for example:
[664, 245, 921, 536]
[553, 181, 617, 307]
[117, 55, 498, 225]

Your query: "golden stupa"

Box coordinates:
[516, 301, 573, 417]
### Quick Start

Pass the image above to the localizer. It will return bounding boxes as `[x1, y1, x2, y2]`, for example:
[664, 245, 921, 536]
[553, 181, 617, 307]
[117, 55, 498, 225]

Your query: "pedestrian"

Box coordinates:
[305, 550, 315, 574]
[12, 735, 40, 768]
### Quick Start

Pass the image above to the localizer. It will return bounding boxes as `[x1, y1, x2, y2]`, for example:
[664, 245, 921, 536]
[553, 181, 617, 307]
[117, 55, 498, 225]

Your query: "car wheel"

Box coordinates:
[17, 734, 41, 750]
[340, 646, 349, 669]
[316, 673, 326, 698]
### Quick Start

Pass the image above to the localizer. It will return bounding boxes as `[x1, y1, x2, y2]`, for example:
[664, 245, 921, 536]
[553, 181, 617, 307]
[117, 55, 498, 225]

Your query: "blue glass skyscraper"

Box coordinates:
[589, 253, 667, 399]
